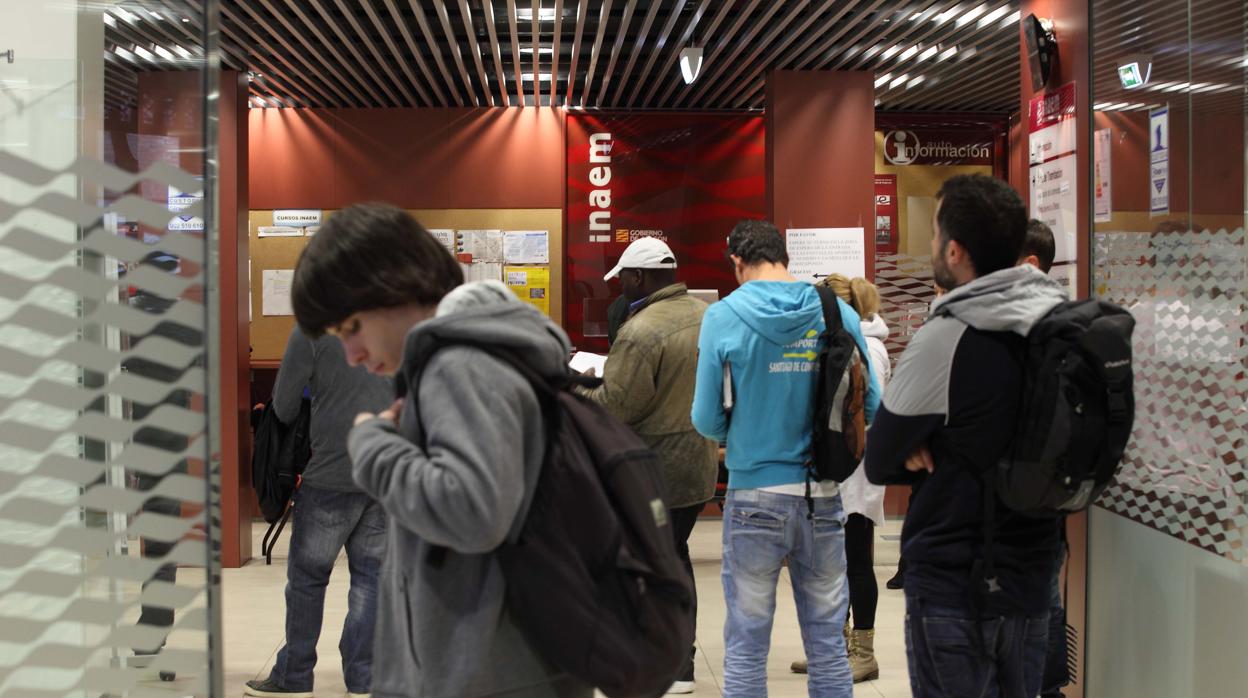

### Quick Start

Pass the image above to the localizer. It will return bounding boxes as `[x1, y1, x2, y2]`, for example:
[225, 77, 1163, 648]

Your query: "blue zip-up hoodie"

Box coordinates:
[691, 281, 881, 490]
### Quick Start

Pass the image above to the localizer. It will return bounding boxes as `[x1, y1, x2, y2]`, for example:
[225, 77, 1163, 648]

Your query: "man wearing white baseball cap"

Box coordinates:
[602, 235, 680, 282]
[584, 236, 717, 695]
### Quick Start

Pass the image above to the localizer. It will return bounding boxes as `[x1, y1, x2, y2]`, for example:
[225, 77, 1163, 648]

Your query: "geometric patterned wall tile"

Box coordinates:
[1094, 227, 1248, 563]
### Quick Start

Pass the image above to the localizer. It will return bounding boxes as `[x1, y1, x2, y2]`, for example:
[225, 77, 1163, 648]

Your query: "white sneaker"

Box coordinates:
[666, 680, 695, 694]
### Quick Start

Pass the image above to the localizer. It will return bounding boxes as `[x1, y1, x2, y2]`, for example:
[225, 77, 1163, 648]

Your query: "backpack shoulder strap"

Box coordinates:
[814, 285, 844, 335]
[411, 337, 569, 566]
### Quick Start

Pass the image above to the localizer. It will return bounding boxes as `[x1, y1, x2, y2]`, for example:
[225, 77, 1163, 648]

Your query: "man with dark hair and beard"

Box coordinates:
[865, 175, 1066, 698]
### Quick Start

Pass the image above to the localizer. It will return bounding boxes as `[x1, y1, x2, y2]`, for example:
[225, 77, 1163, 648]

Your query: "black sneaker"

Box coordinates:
[885, 569, 905, 590]
[244, 678, 312, 697]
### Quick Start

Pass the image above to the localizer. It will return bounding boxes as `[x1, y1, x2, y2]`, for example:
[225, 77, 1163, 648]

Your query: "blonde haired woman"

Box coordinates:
[793, 274, 890, 683]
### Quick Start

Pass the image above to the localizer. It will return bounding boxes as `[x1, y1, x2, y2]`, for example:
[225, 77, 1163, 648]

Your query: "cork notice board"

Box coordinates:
[249, 208, 564, 362]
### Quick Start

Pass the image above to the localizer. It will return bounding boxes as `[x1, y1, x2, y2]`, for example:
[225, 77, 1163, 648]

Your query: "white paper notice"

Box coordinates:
[464, 262, 502, 283]
[258, 226, 303, 237]
[569, 351, 608, 376]
[262, 269, 295, 316]
[457, 230, 504, 263]
[503, 231, 550, 264]
[786, 228, 866, 283]
[429, 229, 456, 253]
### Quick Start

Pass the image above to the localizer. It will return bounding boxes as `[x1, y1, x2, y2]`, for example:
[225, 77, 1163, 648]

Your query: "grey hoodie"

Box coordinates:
[930, 264, 1068, 335]
[347, 282, 589, 698]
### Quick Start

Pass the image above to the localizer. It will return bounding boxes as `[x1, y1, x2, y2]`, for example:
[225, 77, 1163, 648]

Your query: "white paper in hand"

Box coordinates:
[568, 351, 607, 376]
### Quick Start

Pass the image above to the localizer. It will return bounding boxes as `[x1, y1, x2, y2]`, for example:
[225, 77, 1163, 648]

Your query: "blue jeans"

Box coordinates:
[721, 489, 852, 697]
[905, 594, 1048, 698]
[270, 485, 387, 693]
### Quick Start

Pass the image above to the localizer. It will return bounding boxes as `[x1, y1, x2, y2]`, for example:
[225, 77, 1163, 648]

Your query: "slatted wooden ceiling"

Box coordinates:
[103, 0, 1024, 112]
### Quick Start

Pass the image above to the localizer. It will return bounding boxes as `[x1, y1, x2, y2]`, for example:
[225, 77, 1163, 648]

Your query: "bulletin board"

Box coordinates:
[249, 208, 564, 363]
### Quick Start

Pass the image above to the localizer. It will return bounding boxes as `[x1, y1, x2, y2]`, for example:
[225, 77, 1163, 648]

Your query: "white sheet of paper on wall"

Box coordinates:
[429, 229, 456, 253]
[457, 230, 504, 263]
[262, 269, 295, 316]
[258, 226, 303, 238]
[467, 262, 502, 284]
[503, 230, 550, 264]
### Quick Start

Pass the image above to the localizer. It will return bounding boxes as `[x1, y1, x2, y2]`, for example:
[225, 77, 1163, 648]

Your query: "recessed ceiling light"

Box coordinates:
[889, 74, 909, 89]
[1001, 10, 1021, 27]
[521, 73, 554, 82]
[899, 45, 919, 61]
[978, 5, 1011, 28]
[520, 47, 554, 54]
[881, 44, 902, 61]
[956, 3, 988, 27]
[153, 46, 175, 60]
[917, 46, 938, 62]
[517, 7, 556, 21]
[874, 73, 892, 88]
[906, 75, 927, 89]
[938, 45, 959, 61]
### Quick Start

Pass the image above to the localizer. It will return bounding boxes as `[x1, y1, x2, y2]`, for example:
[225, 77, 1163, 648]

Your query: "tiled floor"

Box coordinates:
[223, 516, 913, 697]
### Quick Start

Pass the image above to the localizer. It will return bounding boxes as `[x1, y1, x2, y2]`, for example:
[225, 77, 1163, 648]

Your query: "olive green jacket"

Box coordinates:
[582, 283, 718, 508]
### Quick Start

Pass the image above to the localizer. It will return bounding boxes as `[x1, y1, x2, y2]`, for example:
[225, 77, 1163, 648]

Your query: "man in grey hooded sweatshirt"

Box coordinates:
[865, 175, 1067, 698]
[289, 203, 592, 698]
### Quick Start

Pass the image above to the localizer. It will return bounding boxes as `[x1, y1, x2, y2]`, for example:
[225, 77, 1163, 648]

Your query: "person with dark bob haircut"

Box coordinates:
[290, 203, 591, 698]
[291, 203, 463, 340]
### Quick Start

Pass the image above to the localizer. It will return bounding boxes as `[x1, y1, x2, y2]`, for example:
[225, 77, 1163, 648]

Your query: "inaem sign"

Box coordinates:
[882, 129, 992, 166]
[588, 133, 613, 243]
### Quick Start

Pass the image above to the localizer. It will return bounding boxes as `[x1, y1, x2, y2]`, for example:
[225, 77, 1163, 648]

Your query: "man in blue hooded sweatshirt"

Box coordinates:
[692, 219, 880, 697]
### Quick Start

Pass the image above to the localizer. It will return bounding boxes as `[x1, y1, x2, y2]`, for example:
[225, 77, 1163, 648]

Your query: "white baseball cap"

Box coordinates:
[603, 237, 678, 281]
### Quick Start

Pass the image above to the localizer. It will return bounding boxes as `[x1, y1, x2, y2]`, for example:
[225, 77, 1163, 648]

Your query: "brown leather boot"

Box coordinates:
[849, 628, 879, 682]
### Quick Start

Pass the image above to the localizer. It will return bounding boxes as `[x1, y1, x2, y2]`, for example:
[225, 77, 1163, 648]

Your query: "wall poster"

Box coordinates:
[1028, 82, 1078, 263]
[1149, 106, 1170, 216]
[566, 113, 766, 350]
[1094, 127, 1113, 223]
[874, 175, 898, 254]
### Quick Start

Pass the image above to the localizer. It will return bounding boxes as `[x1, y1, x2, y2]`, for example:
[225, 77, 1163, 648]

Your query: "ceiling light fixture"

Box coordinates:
[934, 7, 958, 24]
[906, 75, 927, 89]
[517, 7, 556, 21]
[1002, 10, 1021, 27]
[874, 73, 892, 88]
[938, 45, 959, 61]
[153, 45, 175, 60]
[521, 73, 554, 82]
[956, 3, 988, 27]
[889, 73, 910, 90]
[917, 45, 939, 62]
[899, 45, 919, 61]
[881, 44, 903, 61]
[133, 46, 155, 61]
[978, 5, 1011, 28]
[680, 47, 704, 84]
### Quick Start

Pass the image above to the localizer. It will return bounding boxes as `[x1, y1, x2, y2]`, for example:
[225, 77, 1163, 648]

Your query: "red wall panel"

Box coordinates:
[766, 70, 876, 271]
[249, 107, 565, 209]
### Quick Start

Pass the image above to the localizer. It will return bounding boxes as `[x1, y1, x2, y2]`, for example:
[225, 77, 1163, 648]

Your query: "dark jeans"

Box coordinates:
[845, 513, 877, 629]
[269, 485, 387, 693]
[905, 594, 1048, 698]
[669, 502, 703, 681]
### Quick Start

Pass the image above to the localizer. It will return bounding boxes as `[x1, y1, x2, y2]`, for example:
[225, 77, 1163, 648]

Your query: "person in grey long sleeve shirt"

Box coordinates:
[245, 328, 393, 698]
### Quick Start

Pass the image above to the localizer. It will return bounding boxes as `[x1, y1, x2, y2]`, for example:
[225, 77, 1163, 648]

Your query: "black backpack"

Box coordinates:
[250, 398, 312, 523]
[413, 342, 695, 698]
[809, 286, 869, 483]
[996, 298, 1135, 516]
